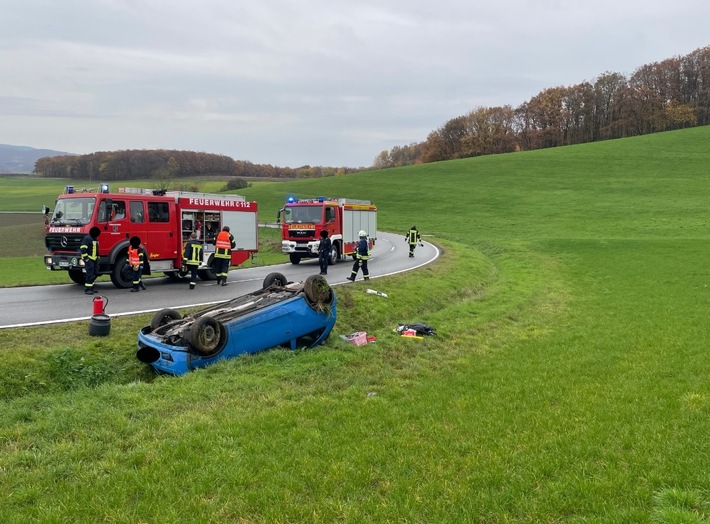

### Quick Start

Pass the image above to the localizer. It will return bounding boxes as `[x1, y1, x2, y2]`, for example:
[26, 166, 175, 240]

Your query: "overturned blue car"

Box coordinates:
[136, 273, 337, 376]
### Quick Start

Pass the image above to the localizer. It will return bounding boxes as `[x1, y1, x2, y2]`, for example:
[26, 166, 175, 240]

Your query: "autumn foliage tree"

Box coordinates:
[376, 45, 710, 168]
[35, 150, 362, 180]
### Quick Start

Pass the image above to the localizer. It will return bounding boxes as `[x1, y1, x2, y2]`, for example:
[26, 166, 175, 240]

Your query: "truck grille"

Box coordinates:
[289, 230, 315, 239]
[45, 234, 84, 251]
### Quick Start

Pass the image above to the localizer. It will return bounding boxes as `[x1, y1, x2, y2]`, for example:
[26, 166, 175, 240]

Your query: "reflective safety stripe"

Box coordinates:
[128, 247, 141, 266]
[215, 231, 232, 250]
[184, 242, 203, 264]
[81, 239, 99, 260]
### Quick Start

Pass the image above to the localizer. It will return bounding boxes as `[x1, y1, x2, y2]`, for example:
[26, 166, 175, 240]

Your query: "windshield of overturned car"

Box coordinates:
[51, 197, 96, 226]
[283, 206, 322, 224]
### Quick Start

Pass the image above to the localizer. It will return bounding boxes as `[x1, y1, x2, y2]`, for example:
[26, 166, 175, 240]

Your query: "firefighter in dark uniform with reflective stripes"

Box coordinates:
[182, 232, 203, 290]
[406, 225, 421, 257]
[80, 226, 101, 294]
[213, 226, 236, 286]
[347, 230, 370, 282]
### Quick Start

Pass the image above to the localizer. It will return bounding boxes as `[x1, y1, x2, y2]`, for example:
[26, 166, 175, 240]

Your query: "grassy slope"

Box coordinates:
[1, 127, 709, 522]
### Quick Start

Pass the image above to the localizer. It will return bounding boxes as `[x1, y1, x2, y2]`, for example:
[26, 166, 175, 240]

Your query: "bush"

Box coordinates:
[222, 177, 249, 191]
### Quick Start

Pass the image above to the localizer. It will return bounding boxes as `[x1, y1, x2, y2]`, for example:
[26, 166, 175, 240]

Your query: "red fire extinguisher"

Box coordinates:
[92, 295, 108, 316]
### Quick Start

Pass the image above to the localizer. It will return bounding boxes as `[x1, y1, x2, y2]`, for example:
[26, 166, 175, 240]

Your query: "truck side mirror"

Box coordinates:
[276, 208, 282, 224]
[41, 205, 50, 216]
[103, 199, 113, 228]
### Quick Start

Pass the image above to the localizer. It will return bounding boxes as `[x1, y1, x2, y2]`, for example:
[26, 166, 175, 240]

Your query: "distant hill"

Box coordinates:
[0, 144, 75, 174]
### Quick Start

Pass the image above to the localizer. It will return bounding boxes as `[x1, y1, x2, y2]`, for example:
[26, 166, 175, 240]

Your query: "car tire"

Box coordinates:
[303, 275, 333, 305]
[150, 308, 182, 330]
[263, 272, 288, 289]
[289, 253, 301, 265]
[189, 316, 225, 356]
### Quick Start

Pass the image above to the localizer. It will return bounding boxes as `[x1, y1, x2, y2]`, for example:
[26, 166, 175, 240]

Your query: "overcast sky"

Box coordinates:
[1, 1, 708, 168]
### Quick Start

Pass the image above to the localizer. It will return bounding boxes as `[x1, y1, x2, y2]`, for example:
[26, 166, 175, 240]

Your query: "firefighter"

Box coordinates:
[80, 226, 101, 294]
[213, 225, 236, 286]
[347, 230, 370, 282]
[182, 232, 203, 290]
[405, 225, 421, 257]
[318, 230, 332, 275]
[128, 236, 147, 292]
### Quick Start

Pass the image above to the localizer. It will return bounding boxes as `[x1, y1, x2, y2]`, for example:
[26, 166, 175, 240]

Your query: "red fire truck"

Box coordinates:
[43, 185, 258, 288]
[278, 197, 377, 265]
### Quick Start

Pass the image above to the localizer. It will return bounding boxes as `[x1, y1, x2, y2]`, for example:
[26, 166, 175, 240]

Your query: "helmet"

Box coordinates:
[358, 230, 367, 237]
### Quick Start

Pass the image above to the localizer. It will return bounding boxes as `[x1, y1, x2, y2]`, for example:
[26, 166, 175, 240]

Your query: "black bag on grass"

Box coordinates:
[396, 323, 437, 336]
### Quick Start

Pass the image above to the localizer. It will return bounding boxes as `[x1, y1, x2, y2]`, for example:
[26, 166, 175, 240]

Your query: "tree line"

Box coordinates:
[374, 46, 710, 168]
[34, 149, 359, 181]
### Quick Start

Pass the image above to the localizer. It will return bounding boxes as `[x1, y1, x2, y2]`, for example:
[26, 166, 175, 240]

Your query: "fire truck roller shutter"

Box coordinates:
[222, 212, 258, 251]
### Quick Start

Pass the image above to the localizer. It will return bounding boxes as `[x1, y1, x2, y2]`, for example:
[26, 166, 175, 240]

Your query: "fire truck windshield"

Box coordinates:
[284, 206, 322, 224]
[50, 197, 95, 226]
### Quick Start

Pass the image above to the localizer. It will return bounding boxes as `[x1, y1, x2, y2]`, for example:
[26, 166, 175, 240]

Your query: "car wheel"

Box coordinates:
[189, 316, 225, 356]
[289, 253, 301, 265]
[150, 308, 182, 330]
[263, 272, 288, 289]
[304, 275, 333, 306]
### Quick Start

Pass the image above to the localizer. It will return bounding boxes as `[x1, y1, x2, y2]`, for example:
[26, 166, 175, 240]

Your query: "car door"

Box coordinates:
[145, 201, 178, 262]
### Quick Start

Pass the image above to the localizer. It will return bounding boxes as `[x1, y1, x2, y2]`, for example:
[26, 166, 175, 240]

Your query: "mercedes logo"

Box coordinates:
[60, 236, 68, 247]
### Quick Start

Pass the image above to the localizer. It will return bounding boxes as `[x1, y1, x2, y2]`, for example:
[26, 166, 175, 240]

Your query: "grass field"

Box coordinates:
[1, 127, 709, 522]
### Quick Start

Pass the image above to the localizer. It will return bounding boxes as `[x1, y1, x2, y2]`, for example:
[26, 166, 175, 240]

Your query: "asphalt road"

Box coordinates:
[0, 231, 439, 329]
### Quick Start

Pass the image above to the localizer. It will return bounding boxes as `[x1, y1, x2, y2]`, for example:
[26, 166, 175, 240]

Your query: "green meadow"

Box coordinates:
[0, 127, 709, 522]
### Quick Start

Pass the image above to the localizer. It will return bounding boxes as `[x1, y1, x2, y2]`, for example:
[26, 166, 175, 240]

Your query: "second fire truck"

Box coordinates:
[278, 197, 377, 265]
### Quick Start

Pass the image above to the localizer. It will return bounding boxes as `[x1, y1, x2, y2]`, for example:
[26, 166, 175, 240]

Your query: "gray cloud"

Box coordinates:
[0, 0, 707, 167]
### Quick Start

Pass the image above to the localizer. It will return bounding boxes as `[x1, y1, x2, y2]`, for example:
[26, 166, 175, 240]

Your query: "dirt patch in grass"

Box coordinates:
[0, 213, 47, 257]
[0, 212, 45, 227]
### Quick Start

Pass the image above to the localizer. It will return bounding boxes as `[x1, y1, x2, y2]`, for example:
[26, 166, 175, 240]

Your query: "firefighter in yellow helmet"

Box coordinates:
[213, 226, 236, 286]
[347, 230, 370, 282]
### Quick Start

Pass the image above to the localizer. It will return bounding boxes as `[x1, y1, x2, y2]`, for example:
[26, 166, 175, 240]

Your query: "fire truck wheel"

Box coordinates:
[189, 316, 226, 356]
[263, 272, 288, 289]
[68, 269, 86, 285]
[198, 256, 217, 281]
[150, 308, 183, 330]
[198, 269, 216, 281]
[289, 253, 301, 265]
[328, 243, 339, 265]
[110, 255, 133, 289]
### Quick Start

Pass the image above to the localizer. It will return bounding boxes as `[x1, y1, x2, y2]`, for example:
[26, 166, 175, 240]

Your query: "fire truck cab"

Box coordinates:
[44, 186, 258, 288]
